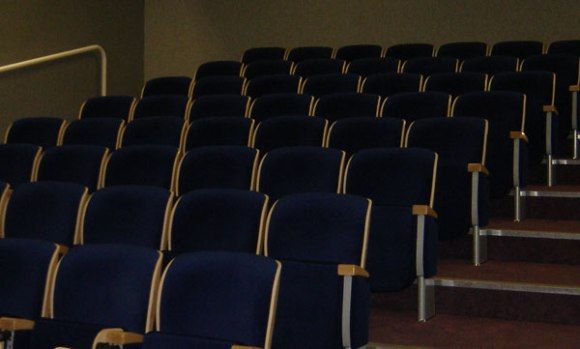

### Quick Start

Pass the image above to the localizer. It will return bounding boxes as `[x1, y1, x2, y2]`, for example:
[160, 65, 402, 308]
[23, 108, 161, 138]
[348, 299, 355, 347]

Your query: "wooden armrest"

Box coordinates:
[412, 205, 438, 218]
[232, 346, 262, 349]
[0, 317, 34, 331]
[337, 264, 369, 278]
[56, 244, 69, 255]
[570, 85, 579, 92]
[92, 328, 143, 348]
[509, 131, 529, 143]
[543, 105, 558, 114]
[468, 163, 490, 176]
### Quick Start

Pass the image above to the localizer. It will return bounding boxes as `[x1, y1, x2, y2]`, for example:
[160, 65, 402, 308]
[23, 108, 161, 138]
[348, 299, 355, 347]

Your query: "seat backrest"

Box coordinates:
[424, 72, 488, 98]
[3, 181, 87, 245]
[132, 96, 190, 120]
[191, 76, 246, 98]
[402, 57, 458, 75]
[242, 47, 286, 64]
[314, 92, 380, 122]
[79, 96, 136, 120]
[104, 145, 179, 190]
[81, 186, 173, 249]
[142, 76, 192, 98]
[0, 143, 41, 186]
[122, 117, 186, 148]
[327, 117, 405, 156]
[62, 118, 124, 149]
[547, 40, 580, 57]
[257, 146, 345, 201]
[437, 42, 488, 60]
[336, 44, 383, 61]
[52, 244, 162, 333]
[250, 93, 313, 122]
[491, 40, 543, 59]
[293, 59, 345, 78]
[245, 75, 301, 98]
[6, 117, 66, 149]
[385, 43, 434, 60]
[188, 95, 250, 120]
[195, 60, 243, 80]
[252, 115, 327, 152]
[362, 73, 423, 97]
[184, 117, 254, 149]
[170, 189, 268, 254]
[244, 60, 293, 79]
[381, 92, 451, 121]
[37, 145, 108, 191]
[286, 46, 333, 62]
[461, 56, 519, 75]
[154, 252, 280, 348]
[301, 73, 361, 97]
[177, 146, 259, 195]
[347, 57, 400, 77]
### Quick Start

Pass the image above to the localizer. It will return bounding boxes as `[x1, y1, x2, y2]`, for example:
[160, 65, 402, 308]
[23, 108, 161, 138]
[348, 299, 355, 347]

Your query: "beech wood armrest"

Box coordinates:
[337, 264, 369, 278]
[0, 317, 34, 331]
[412, 205, 438, 218]
[468, 163, 490, 176]
[510, 131, 529, 143]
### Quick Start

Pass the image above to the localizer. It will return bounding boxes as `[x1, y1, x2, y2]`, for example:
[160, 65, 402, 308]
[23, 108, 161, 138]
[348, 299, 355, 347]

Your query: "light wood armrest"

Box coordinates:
[0, 317, 34, 331]
[570, 85, 579, 92]
[337, 264, 369, 278]
[543, 105, 558, 114]
[509, 131, 529, 143]
[468, 163, 490, 176]
[56, 244, 69, 255]
[412, 205, 438, 218]
[232, 346, 262, 349]
[92, 328, 143, 348]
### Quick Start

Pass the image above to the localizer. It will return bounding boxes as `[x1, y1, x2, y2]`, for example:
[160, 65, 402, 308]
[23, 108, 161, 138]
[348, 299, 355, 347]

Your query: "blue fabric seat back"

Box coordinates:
[195, 61, 242, 80]
[257, 146, 345, 201]
[437, 42, 488, 60]
[177, 146, 258, 195]
[491, 40, 543, 59]
[52, 244, 161, 333]
[302, 73, 360, 98]
[133, 96, 189, 120]
[0, 144, 41, 186]
[293, 59, 345, 78]
[327, 117, 404, 155]
[250, 93, 313, 122]
[381, 92, 450, 121]
[402, 57, 458, 75]
[82, 186, 172, 248]
[105, 145, 178, 189]
[314, 93, 380, 122]
[336, 44, 383, 61]
[185, 117, 254, 149]
[245, 75, 300, 98]
[37, 145, 108, 192]
[4, 182, 87, 245]
[407, 117, 489, 240]
[62, 118, 123, 149]
[347, 57, 400, 77]
[142, 76, 192, 97]
[80, 96, 135, 120]
[155, 252, 279, 347]
[242, 47, 286, 64]
[0, 238, 59, 319]
[362, 73, 423, 97]
[189, 95, 249, 120]
[244, 60, 292, 79]
[6, 117, 65, 148]
[547, 40, 580, 56]
[170, 189, 267, 254]
[253, 115, 327, 152]
[461, 56, 519, 75]
[424, 72, 488, 98]
[287, 46, 333, 62]
[385, 43, 434, 60]
[191, 76, 246, 98]
[122, 117, 185, 147]
[453, 91, 526, 198]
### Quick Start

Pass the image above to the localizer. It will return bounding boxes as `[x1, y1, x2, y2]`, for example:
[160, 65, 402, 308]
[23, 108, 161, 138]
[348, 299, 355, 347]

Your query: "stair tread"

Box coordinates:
[484, 218, 580, 234]
[435, 259, 580, 288]
[523, 184, 580, 192]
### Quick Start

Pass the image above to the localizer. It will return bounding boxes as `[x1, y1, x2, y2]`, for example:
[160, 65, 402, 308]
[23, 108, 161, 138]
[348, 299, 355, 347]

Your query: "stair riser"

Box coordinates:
[491, 196, 580, 221]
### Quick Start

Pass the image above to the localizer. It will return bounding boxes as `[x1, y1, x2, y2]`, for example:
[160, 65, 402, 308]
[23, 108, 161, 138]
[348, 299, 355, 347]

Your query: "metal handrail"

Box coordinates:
[0, 44, 107, 96]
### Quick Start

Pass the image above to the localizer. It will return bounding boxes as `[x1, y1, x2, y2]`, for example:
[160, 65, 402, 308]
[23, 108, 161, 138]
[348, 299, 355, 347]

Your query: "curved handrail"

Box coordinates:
[0, 44, 107, 96]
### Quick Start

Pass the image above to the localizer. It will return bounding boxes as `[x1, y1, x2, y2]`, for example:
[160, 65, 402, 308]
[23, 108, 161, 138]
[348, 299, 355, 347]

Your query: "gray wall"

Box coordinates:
[144, 0, 580, 79]
[0, 0, 144, 134]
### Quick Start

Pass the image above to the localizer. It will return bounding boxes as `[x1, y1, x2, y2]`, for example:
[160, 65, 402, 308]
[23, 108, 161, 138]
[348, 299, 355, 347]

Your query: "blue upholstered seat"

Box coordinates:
[314, 92, 380, 122]
[242, 47, 286, 64]
[132, 95, 189, 120]
[402, 57, 458, 76]
[82, 186, 172, 249]
[185, 117, 254, 149]
[286, 46, 333, 62]
[461, 56, 519, 75]
[381, 92, 451, 121]
[169, 189, 268, 254]
[424, 72, 488, 98]
[336, 44, 383, 61]
[195, 60, 243, 80]
[244, 59, 293, 79]
[36, 145, 108, 191]
[6, 117, 65, 149]
[293, 58, 345, 78]
[327, 117, 405, 155]
[547, 40, 580, 56]
[385, 43, 434, 60]
[141, 252, 280, 349]
[245, 75, 301, 98]
[0, 144, 41, 186]
[347, 57, 400, 77]
[79, 96, 136, 120]
[122, 116, 185, 147]
[301, 73, 361, 97]
[142, 76, 192, 97]
[257, 146, 345, 201]
[177, 146, 258, 195]
[362, 73, 423, 97]
[191, 76, 246, 98]
[491, 40, 543, 59]
[189, 94, 250, 120]
[250, 93, 313, 122]
[253, 115, 327, 152]
[266, 193, 372, 348]
[437, 42, 488, 60]
[62, 118, 124, 149]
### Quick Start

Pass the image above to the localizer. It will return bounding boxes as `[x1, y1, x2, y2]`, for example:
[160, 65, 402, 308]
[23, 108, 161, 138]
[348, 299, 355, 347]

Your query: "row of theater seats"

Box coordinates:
[1, 191, 381, 348]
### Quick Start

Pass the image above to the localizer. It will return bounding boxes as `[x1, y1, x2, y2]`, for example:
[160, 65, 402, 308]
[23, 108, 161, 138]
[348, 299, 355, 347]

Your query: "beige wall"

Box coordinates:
[0, 0, 144, 134]
[144, 0, 579, 79]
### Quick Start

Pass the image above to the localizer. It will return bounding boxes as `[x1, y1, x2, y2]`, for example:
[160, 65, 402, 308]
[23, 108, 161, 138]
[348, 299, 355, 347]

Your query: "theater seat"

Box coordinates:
[184, 117, 254, 149]
[5, 117, 66, 149]
[301, 73, 361, 97]
[424, 72, 488, 98]
[245, 75, 301, 98]
[61, 118, 124, 149]
[286, 46, 333, 62]
[336, 44, 383, 61]
[491, 40, 544, 59]
[191, 76, 246, 98]
[252, 115, 327, 152]
[79, 96, 136, 120]
[188, 95, 250, 120]
[293, 58, 345, 78]
[132, 95, 190, 120]
[142, 76, 193, 97]
[547, 40, 580, 56]
[122, 117, 186, 148]
[362, 73, 423, 97]
[437, 42, 488, 60]
[347, 57, 400, 77]
[327, 117, 405, 155]
[460, 56, 519, 75]
[402, 57, 459, 75]
[244, 59, 293, 79]
[250, 93, 314, 122]
[242, 47, 286, 64]
[381, 92, 451, 121]
[385, 43, 434, 60]
[0, 143, 41, 187]
[314, 92, 380, 122]
[195, 60, 243, 80]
